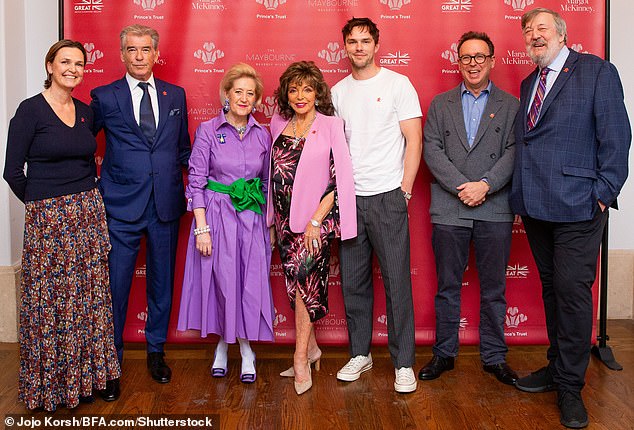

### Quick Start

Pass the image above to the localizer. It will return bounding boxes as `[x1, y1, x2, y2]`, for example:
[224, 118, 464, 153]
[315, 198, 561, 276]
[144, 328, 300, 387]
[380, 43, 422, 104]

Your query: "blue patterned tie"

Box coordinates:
[138, 82, 156, 141]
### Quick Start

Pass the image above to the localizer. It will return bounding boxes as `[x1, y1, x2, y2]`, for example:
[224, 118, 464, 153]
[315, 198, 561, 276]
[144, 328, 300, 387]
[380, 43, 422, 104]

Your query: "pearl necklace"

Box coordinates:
[291, 114, 316, 148]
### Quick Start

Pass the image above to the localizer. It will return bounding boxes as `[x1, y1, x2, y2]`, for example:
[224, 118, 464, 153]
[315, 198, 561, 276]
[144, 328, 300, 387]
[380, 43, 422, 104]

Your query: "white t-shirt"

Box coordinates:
[331, 67, 422, 196]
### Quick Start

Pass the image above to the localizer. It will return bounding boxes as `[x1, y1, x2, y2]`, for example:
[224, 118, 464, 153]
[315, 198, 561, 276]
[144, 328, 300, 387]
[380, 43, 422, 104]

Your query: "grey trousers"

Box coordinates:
[340, 188, 416, 368]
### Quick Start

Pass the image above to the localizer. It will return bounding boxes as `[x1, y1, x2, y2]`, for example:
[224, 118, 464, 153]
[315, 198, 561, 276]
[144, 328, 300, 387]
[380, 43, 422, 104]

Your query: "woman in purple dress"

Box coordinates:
[178, 63, 274, 383]
[267, 61, 357, 394]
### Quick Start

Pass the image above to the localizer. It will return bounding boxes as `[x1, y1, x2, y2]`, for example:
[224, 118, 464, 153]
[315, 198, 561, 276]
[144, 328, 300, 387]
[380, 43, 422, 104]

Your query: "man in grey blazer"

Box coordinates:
[419, 31, 519, 386]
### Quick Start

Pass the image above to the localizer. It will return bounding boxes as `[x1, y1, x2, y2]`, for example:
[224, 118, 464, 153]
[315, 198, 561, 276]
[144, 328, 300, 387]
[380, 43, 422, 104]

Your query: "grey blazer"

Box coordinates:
[424, 83, 519, 227]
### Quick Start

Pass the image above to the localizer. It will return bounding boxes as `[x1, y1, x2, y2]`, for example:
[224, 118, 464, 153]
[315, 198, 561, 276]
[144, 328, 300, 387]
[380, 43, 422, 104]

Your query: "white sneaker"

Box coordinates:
[394, 367, 417, 393]
[336, 353, 373, 382]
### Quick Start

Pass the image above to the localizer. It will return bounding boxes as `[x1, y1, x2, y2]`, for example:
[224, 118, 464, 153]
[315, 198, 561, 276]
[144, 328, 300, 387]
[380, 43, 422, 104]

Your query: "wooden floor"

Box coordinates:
[1, 320, 633, 430]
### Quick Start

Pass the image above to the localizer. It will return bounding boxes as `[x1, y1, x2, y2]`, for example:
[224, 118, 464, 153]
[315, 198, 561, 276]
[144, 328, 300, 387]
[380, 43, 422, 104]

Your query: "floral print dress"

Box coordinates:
[271, 134, 340, 322]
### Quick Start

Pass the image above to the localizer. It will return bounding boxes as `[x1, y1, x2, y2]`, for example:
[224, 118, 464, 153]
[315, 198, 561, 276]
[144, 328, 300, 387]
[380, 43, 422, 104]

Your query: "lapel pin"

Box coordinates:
[563, 68, 569, 73]
[81, 117, 85, 122]
[162, 91, 167, 96]
[377, 97, 381, 102]
[217, 133, 226, 144]
[489, 113, 495, 118]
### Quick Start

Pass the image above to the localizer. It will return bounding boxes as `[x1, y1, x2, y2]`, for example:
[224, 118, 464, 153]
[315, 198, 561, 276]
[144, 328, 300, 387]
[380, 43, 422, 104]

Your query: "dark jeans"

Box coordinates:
[431, 221, 512, 365]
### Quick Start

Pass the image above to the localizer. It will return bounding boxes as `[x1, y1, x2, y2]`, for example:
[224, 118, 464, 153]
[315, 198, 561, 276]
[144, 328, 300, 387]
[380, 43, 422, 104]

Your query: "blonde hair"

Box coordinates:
[219, 63, 264, 105]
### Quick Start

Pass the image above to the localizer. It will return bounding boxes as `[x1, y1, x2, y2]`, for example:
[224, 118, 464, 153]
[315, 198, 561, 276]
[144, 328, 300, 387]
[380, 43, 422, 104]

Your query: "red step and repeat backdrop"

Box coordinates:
[63, 0, 605, 346]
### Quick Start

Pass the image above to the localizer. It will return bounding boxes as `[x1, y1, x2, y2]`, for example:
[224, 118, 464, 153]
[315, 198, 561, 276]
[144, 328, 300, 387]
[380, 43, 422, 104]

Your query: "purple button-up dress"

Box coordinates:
[177, 111, 274, 343]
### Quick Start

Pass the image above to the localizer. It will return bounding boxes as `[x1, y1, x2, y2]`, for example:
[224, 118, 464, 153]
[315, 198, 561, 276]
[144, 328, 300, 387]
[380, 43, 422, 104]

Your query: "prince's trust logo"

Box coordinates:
[505, 308, 529, 337]
[134, 0, 164, 10]
[273, 308, 287, 328]
[318, 42, 345, 65]
[83, 43, 104, 65]
[440, 42, 460, 75]
[504, 0, 534, 11]
[257, 96, 277, 119]
[570, 43, 590, 54]
[194, 42, 225, 66]
[380, 0, 411, 11]
[256, 0, 286, 10]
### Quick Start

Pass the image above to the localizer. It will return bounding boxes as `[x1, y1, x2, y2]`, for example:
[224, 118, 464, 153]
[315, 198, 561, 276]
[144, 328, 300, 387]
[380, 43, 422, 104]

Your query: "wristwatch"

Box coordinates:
[402, 191, 412, 200]
[310, 219, 320, 227]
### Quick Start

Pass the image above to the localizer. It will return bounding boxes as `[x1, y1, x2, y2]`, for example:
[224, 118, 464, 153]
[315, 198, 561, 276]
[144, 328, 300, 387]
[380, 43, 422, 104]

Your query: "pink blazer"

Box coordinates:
[267, 111, 357, 240]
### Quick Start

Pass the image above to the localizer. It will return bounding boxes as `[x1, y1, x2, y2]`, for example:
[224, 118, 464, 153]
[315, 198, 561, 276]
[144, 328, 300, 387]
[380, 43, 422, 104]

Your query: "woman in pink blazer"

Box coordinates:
[267, 61, 356, 394]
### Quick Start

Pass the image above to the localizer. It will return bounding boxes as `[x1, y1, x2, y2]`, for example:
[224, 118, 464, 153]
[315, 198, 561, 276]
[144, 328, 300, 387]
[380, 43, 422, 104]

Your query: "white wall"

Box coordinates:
[0, 0, 57, 267]
[608, 0, 634, 249]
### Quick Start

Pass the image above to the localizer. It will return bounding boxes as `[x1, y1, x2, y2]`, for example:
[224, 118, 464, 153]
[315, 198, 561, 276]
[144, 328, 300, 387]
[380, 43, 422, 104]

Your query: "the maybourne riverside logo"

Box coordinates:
[380, 0, 411, 10]
[380, 51, 411, 66]
[194, 42, 225, 65]
[134, 0, 164, 10]
[256, 0, 286, 10]
[504, 0, 534, 11]
[318, 42, 346, 65]
[441, 0, 473, 12]
[74, 0, 103, 13]
[83, 43, 104, 65]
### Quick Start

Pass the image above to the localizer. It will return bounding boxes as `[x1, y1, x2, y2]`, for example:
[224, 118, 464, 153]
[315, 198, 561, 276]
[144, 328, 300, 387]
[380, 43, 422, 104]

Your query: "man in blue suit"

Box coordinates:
[510, 8, 630, 429]
[91, 24, 191, 401]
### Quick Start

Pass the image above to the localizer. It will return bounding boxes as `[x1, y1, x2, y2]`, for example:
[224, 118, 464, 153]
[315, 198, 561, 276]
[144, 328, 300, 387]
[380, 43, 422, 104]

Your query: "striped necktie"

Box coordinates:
[527, 67, 550, 130]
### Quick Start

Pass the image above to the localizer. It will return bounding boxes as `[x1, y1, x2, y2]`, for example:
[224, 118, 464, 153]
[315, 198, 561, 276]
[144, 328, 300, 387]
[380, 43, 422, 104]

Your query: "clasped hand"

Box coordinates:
[457, 181, 489, 207]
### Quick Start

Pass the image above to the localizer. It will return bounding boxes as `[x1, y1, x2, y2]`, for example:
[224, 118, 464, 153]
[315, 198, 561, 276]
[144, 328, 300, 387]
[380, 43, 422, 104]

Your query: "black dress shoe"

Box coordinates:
[99, 378, 120, 402]
[418, 355, 454, 380]
[483, 362, 519, 386]
[558, 391, 588, 429]
[147, 352, 172, 383]
[515, 366, 557, 393]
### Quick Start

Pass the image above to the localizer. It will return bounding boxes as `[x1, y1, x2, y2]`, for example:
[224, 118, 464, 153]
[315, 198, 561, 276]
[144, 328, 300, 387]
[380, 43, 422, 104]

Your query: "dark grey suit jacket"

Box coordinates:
[424, 82, 519, 227]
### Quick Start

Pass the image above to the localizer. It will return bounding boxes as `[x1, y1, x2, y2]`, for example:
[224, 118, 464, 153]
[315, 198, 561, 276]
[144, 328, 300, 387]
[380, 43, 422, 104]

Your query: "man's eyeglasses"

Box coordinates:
[459, 54, 493, 65]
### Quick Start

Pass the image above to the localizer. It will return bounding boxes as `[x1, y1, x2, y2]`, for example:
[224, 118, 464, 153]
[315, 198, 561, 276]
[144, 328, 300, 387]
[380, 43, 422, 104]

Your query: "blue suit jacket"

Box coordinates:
[91, 77, 191, 223]
[509, 49, 631, 222]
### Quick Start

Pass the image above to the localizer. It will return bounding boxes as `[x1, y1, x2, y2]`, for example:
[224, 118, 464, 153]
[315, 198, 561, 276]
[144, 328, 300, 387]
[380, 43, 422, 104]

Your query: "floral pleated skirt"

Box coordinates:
[19, 188, 120, 411]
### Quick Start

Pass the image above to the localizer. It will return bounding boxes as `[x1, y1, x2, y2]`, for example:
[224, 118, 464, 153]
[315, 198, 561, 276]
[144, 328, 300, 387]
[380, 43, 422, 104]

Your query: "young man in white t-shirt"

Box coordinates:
[331, 17, 422, 393]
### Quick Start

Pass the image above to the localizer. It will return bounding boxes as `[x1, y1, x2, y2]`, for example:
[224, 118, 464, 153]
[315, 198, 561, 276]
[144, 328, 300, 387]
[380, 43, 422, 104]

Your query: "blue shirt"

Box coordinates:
[461, 81, 492, 147]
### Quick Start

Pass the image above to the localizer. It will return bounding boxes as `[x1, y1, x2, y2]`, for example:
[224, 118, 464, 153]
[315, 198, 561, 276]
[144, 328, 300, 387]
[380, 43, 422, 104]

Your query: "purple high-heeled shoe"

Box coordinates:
[211, 349, 227, 378]
[240, 355, 256, 384]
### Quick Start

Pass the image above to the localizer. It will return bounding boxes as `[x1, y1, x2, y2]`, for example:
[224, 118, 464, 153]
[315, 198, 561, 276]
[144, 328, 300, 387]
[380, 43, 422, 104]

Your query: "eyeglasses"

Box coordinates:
[458, 54, 493, 65]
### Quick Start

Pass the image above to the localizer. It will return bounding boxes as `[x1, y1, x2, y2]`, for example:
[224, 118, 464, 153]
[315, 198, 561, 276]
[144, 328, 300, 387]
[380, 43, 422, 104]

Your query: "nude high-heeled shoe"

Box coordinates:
[294, 363, 312, 395]
[280, 349, 321, 377]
